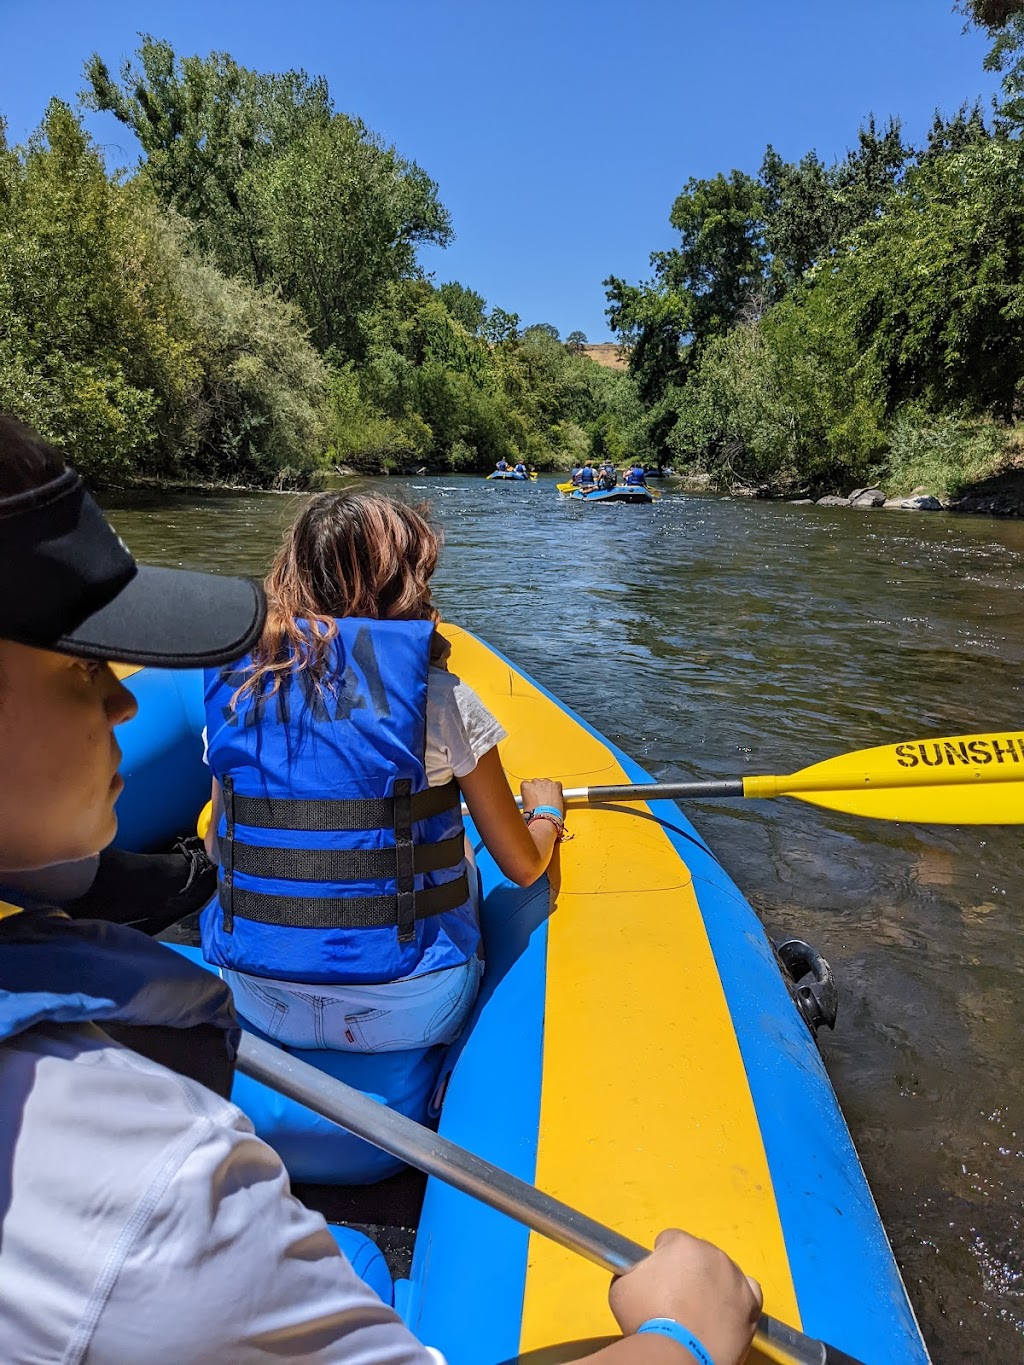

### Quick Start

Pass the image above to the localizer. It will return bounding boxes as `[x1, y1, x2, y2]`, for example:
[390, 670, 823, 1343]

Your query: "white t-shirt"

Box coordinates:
[424, 667, 506, 786]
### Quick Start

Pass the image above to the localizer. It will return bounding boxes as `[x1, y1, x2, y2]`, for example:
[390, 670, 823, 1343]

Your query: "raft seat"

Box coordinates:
[167, 944, 444, 1185]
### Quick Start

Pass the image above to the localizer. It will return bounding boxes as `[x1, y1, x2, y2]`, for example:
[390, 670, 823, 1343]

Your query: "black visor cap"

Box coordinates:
[0, 468, 266, 668]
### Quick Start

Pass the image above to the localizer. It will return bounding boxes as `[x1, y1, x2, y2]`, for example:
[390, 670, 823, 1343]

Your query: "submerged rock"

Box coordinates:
[816, 495, 850, 507]
[790, 498, 815, 505]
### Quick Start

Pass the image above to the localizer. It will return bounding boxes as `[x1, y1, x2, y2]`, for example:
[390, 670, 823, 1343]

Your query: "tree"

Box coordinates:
[437, 281, 486, 333]
[957, 0, 1024, 30]
[604, 276, 690, 406]
[760, 119, 909, 297]
[482, 307, 520, 344]
[760, 146, 838, 293]
[249, 115, 447, 354]
[812, 137, 1024, 420]
[0, 101, 327, 486]
[565, 330, 588, 353]
[83, 37, 452, 356]
[656, 170, 767, 345]
[83, 37, 330, 284]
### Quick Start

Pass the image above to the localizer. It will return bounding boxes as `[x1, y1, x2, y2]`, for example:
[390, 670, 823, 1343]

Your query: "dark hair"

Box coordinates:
[0, 415, 65, 498]
[237, 490, 442, 704]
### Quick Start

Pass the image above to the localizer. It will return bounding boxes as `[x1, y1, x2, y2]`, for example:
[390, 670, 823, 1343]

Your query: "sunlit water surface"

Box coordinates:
[104, 476, 1024, 1363]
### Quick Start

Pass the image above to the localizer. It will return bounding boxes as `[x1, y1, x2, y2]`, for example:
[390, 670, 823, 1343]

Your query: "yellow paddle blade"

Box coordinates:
[556, 480, 575, 493]
[197, 800, 213, 840]
[744, 732, 1024, 824]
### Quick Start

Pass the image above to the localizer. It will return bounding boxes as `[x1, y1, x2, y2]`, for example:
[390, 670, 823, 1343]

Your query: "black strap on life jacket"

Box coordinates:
[219, 777, 465, 943]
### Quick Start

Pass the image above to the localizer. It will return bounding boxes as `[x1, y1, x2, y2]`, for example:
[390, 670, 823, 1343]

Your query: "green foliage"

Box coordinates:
[658, 170, 767, 343]
[665, 307, 885, 492]
[603, 276, 690, 406]
[2, 39, 628, 487]
[0, 101, 327, 485]
[437, 281, 486, 334]
[761, 118, 909, 295]
[884, 408, 1013, 499]
[607, 33, 1023, 495]
[83, 36, 451, 357]
[482, 307, 520, 344]
[959, 0, 1024, 33]
[829, 138, 1024, 419]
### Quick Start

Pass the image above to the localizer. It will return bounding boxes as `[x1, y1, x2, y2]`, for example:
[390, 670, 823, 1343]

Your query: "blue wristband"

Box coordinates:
[531, 804, 564, 823]
[636, 1319, 714, 1365]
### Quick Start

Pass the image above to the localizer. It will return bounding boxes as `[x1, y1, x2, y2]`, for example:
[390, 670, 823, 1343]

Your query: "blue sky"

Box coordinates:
[0, 1, 1002, 341]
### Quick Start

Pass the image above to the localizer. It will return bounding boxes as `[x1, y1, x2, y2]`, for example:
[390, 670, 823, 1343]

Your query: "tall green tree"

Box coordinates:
[83, 38, 330, 284]
[83, 37, 451, 357]
[437, 281, 486, 334]
[823, 136, 1024, 420]
[656, 170, 767, 342]
[0, 100, 326, 485]
[761, 118, 909, 295]
[249, 116, 447, 354]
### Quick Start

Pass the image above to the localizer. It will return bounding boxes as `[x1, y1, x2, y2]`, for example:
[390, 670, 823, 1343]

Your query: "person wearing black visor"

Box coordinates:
[0, 414, 761, 1365]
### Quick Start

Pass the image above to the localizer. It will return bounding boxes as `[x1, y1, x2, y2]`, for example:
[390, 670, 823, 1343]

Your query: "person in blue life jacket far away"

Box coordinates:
[598, 460, 617, 491]
[494, 457, 509, 472]
[514, 460, 528, 476]
[0, 413, 763, 1365]
[575, 461, 598, 489]
[625, 462, 648, 486]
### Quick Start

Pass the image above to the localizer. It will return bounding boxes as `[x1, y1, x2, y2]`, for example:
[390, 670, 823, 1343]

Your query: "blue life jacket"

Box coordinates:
[0, 906, 239, 1097]
[496, 460, 508, 471]
[579, 466, 596, 485]
[625, 467, 646, 485]
[202, 618, 478, 986]
[514, 464, 527, 475]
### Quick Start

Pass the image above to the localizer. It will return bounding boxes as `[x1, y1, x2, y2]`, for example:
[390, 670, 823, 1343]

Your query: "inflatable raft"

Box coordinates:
[570, 484, 655, 504]
[114, 628, 928, 1365]
[486, 469, 536, 481]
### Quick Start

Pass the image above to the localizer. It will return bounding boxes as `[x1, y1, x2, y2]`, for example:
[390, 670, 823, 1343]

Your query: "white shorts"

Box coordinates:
[224, 954, 483, 1053]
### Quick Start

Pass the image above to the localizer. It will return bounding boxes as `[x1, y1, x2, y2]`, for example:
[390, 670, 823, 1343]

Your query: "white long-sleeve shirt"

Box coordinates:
[0, 1017, 442, 1364]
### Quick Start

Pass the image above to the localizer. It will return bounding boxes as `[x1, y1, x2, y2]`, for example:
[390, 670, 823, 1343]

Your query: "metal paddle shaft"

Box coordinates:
[237, 1033, 865, 1365]
[564, 780, 745, 803]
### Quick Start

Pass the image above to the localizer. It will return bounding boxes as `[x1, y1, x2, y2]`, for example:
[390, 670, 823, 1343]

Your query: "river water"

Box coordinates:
[104, 475, 1024, 1364]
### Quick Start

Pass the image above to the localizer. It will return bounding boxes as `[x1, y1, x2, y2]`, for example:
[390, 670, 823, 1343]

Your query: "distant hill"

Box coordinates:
[581, 342, 629, 371]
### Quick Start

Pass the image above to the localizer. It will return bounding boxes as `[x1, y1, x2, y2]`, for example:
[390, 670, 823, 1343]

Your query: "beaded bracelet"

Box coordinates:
[522, 809, 569, 842]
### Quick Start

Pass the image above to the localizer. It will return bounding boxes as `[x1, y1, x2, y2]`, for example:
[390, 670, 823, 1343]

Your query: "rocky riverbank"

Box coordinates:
[790, 465, 1024, 516]
[673, 460, 1024, 517]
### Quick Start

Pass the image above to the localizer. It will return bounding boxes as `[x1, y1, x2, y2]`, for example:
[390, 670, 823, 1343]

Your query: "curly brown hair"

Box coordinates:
[235, 490, 442, 703]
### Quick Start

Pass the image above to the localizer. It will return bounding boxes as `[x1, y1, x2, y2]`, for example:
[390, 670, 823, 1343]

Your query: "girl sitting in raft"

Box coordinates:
[201, 491, 565, 1053]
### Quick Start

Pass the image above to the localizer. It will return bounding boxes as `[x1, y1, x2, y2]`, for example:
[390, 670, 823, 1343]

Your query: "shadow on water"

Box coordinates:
[103, 476, 1024, 1364]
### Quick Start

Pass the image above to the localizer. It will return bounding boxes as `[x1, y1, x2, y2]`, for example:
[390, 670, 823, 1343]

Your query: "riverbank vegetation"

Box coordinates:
[0, 37, 630, 486]
[604, 3, 1024, 504]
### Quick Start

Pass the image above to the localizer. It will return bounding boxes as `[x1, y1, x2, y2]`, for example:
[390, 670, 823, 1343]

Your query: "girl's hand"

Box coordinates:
[520, 777, 564, 816]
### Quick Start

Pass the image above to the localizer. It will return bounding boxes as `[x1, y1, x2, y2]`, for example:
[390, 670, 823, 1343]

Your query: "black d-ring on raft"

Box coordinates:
[774, 937, 839, 1038]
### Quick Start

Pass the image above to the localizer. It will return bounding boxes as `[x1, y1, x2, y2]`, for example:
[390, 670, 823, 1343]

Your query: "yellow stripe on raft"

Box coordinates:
[443, 626, 800, 1361]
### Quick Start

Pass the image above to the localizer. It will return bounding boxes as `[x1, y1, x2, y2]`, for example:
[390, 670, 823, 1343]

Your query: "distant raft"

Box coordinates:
[112, 630, 928, 1364]
[562, 482, 656, 504]
[486, 469, 536, 481]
